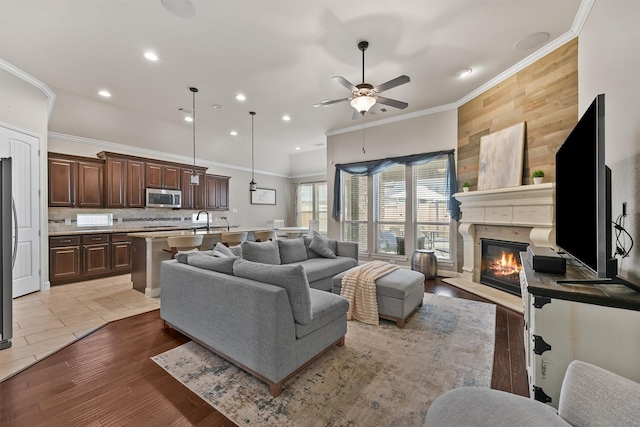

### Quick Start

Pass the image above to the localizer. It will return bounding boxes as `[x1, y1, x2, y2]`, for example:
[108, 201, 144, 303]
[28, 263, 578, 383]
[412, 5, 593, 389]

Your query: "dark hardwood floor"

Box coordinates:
[0, 278, 528, 426]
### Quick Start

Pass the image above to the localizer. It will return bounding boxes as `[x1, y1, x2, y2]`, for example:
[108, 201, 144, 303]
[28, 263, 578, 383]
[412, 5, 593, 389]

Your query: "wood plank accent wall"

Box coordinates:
[457, 39, 578, 190]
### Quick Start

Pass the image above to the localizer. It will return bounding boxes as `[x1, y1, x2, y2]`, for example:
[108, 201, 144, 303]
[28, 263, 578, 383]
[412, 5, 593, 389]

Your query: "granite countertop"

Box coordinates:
[127, 226, 272, 239]
[48, 224, 238, 237]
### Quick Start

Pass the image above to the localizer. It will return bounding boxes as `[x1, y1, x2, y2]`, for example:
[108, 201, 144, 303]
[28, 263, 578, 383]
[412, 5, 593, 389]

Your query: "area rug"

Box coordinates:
[151, 294, 496, 426]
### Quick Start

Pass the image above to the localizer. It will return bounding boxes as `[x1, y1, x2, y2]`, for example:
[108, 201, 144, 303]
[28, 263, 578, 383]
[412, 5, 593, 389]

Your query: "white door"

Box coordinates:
[0, 126, 41, 298]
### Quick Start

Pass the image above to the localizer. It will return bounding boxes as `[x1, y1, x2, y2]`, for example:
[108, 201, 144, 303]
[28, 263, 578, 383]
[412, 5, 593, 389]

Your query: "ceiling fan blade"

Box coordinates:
[333, 76, 357, 92]
[313, 98, 350, 107]
[373, 75, 410, 93]
[376, 96, 408, 109]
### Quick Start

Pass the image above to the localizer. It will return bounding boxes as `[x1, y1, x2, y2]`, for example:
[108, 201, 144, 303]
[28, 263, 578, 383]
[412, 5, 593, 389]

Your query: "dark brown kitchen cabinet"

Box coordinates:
[50, 233, 133, 285]
[181, 168, 206, 210]
[146, 162, 180, 190]
[111, 233, 132, 272]
[48, 157, 77, 207]
[82, 234, 110, 276]
[105, 156, 146, 208]
[49, 236, 81, 282]
[77, 160, 104, 208]
[48, 154, 104, 208]
[127, 160, 146, 208]
[205, 174, 230, 211]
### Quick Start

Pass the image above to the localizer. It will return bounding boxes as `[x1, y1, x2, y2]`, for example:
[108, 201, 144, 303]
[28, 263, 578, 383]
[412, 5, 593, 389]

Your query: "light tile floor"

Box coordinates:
[0, 274, 160, 381]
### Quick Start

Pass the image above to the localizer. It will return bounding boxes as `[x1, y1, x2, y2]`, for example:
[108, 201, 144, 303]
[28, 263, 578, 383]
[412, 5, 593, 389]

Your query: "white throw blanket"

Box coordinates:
[340, 261, 399, 325]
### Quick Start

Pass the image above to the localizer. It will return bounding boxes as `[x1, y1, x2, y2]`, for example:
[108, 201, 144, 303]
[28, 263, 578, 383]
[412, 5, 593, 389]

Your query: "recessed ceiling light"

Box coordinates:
[295, 147, 301, 150]
[282, 115, 291, 121]
[144, 51, 158, 61]
[98, 90, 111, 98]
[513, 32, 550, 51]
[455, 68, 473, 78]
[184, 116, 193, 122]
[230, 131, 238, 136]
[212, 104, 223, 109]
[236, 94, 246, 101]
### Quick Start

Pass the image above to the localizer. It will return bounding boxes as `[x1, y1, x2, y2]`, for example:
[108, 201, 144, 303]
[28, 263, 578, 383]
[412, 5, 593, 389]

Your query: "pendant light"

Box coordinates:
[189, 87, 200, 185]
[249, 111, 257, 191]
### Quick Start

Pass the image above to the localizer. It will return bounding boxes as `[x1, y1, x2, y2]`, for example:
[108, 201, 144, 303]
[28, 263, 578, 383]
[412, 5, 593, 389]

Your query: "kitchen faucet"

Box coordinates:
[221, 216, 230, 232]
[196, 210, 210, 231]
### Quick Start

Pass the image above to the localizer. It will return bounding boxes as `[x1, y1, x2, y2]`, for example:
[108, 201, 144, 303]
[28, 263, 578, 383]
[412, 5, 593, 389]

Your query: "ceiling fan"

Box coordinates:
[314, 40, 410, 119]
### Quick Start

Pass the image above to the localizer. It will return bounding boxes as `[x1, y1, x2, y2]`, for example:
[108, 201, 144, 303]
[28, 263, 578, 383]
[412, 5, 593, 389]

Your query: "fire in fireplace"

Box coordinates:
[480, 238, 528, 296]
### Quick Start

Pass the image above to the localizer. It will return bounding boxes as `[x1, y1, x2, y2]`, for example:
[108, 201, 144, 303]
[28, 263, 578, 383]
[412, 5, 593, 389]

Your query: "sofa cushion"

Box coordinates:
[233, 259, 312, 325]
[308, 230, 337, 259]
[300, 257, 359, 283]
[241, 240, 281, 265]
[295, 289, 349, 339]
[228, 245, 242, 258]
[176, 252, 238, 275]
[278, 238, 308, 264]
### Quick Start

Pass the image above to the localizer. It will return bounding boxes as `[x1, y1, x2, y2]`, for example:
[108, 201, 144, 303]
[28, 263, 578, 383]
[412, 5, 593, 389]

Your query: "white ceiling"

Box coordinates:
[0, 0, 584, 175]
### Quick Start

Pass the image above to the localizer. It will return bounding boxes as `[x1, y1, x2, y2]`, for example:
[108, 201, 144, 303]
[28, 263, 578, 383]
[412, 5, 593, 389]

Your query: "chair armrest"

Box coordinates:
[558, 360, 640, 426]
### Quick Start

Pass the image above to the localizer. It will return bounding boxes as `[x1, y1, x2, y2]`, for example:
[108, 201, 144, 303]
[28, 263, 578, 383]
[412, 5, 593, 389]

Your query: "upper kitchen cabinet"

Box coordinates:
[205, 174, 230, 211]
[77, 160, 104, 208]
[181, 168, 207, 210]
[100, 153, 145, 208]
[146, 162, 180, 190]
[48, 156, 77, 207]
[48, 153, 104, 208]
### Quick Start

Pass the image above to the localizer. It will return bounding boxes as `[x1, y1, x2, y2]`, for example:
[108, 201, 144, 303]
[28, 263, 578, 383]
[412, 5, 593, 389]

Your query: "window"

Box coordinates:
[299, 182, 327, 233]
[374, 164, 405, 255]
[338, 151, 455, 261]
[413, 158, 451, 260]
[341, 174, 367, 252]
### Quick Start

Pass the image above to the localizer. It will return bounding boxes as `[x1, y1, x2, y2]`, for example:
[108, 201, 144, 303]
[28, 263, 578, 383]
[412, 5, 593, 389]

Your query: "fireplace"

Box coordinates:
[480, 239, 528, 296]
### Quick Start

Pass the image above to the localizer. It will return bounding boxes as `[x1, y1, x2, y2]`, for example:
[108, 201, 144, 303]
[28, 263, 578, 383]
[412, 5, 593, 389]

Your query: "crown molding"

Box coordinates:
[48, 132, 289, 178]
[326, 102, 458, 137]
[0, 57, 56, 119]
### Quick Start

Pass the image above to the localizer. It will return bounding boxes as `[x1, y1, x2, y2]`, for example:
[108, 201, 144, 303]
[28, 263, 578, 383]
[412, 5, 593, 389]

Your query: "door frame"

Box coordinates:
[0, 121, 47, 294]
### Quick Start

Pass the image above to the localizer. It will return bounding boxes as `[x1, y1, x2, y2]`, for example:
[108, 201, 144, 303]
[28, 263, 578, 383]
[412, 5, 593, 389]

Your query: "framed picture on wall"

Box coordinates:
[251, 188, 276, 205]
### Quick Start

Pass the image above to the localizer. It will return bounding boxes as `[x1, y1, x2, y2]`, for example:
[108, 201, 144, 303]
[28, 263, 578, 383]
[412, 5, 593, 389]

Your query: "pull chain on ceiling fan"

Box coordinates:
[314, 40, 410, 118]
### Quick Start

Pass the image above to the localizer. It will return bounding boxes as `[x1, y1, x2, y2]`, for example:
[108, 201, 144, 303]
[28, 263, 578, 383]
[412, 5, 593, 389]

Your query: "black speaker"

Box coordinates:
[527, 246, 566, 274]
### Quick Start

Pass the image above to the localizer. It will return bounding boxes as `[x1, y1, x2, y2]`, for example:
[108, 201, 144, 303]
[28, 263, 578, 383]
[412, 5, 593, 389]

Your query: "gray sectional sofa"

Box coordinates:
[160, 235, 358, 397]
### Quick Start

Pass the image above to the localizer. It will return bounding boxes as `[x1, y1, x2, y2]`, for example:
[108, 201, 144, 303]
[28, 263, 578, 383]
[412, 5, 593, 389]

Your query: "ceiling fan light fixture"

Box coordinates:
[351, 95, 376, 114]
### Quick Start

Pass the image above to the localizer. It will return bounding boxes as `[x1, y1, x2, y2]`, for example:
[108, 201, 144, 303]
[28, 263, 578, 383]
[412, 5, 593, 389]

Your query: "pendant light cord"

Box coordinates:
[250, 111, 256, 182]
[190, 87, 198, 175]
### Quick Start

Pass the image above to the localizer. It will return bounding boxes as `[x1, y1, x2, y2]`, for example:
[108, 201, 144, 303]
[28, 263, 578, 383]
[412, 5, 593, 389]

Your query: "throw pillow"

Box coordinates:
[308, 230, 337, 259]
[228, 245, 242, 258]
[233, 259, 313, 325]
[241, 240, 281, 265]
[278, 238, 308, 264]
[211, 242, 235, 258]
[178, 252, 238, 275]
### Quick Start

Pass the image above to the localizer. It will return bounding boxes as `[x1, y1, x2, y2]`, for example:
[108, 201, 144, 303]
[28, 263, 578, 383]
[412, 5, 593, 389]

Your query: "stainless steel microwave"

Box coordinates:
[146, 188, 181, 208]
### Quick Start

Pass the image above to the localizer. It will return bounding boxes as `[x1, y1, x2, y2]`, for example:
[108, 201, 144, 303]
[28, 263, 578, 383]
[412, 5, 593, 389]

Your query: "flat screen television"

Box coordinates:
[555, 94, 638, 292]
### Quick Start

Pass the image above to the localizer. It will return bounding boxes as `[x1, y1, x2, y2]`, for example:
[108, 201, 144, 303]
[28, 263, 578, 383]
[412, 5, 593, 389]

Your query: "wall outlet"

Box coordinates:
[118, 217, 123, 224]
[64, 218, 71, 225]
[232, 208, 238, 213]
[389, 259, 396, 265]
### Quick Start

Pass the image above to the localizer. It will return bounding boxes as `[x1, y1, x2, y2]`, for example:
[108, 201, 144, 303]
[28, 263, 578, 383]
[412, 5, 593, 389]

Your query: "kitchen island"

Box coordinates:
[128, 227, 271, 297]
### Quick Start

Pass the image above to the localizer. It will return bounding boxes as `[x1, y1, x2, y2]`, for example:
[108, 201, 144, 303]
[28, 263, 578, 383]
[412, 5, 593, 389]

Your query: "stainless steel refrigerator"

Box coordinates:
[1, 157, 15, 350]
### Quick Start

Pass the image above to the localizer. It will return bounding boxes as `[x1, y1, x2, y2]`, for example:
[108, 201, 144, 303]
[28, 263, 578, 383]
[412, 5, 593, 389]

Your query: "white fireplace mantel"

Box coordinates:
[455, 183, 555, 282]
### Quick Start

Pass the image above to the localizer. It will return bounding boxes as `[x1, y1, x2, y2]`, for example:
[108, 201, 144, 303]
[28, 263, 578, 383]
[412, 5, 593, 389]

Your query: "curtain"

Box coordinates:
[292, 182, 300, 226]
[333, 149, 459, 221]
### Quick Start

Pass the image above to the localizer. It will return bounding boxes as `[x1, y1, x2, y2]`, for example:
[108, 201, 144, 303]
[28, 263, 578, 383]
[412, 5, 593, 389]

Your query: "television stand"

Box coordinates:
[520, 251, 640, 408]
[557, 276, 640, 293]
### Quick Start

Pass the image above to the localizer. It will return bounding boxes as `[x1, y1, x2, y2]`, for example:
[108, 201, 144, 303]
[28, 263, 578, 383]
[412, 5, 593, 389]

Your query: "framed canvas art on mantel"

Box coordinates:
[477, 122, 526, 190]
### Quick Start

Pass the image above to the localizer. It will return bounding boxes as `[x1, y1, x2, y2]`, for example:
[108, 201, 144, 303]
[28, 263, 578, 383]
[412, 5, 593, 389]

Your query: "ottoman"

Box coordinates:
[332, 267, 425, 328]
